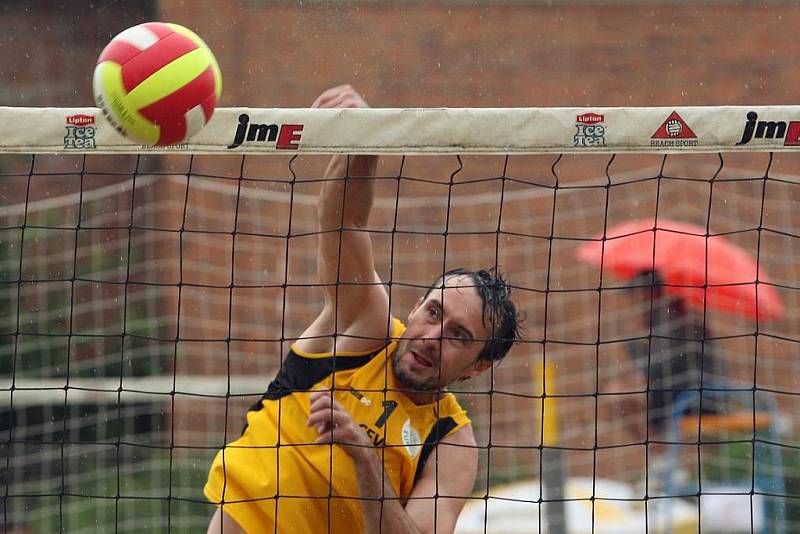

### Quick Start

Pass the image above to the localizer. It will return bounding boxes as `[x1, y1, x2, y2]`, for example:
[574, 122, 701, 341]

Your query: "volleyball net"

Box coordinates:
[2, 106, 799, 533]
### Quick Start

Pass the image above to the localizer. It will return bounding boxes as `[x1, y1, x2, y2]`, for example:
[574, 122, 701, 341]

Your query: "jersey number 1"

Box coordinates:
[375, 400, 398, 428]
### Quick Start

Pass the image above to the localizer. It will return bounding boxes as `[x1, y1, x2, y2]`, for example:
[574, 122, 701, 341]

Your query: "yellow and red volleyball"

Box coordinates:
[93, 22, 222, 146]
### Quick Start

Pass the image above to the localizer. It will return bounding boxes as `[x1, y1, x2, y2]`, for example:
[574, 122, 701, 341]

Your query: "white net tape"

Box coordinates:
[1, 106, 800, 154]
[2, 106, 799, 533]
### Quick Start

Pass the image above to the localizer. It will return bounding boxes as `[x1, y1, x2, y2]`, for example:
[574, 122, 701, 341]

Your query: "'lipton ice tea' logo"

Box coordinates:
[574, 112, 606, 147]
[64, 114, 96, 149]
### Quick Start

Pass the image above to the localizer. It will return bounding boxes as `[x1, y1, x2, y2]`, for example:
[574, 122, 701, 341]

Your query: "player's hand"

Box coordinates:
[311, 84, 370, 109]
[307, 389, 373, 460]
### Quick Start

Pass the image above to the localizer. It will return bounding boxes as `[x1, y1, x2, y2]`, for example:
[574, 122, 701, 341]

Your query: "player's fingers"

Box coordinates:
[314, 423, 334, 444]
[315, 431, 342, 445]
[315, 431, 334, 445]
[309, 389, 331, 404]
[309, 393, 334, 416]
[337, 92, 369, 109]
[307, 403, 346, 430]
[329, 397, 346, 411]
[307, 404, 349, 429]
[315, 92, 349, 109]
[306, 409, 333, 429]
[314, 421, 361, 446]
[311, 84, 354, 108]
[315, 87, 368, 110]
[312, 415, 356, 445]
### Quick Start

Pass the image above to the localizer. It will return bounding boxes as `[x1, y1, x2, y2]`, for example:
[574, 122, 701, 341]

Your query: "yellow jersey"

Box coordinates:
[204, 319, 471, 533]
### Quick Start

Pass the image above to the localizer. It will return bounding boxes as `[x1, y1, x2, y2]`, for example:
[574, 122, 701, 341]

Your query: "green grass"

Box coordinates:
[13, 455, 215, 534]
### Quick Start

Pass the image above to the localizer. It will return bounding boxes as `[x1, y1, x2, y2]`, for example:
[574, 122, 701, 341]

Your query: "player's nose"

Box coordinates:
[421, 325, 442, 351]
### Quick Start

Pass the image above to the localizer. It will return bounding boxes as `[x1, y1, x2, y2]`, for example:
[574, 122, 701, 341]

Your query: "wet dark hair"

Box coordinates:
[422, 267, 521, 363]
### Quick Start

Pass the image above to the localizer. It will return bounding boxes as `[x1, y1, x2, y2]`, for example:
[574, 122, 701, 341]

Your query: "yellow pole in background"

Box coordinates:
[540, 362, 559, 447]
[537, 361, 565, 533]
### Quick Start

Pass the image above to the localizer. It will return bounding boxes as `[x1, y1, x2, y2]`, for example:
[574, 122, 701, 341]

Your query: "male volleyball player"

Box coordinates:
[205, 85, 520, 534]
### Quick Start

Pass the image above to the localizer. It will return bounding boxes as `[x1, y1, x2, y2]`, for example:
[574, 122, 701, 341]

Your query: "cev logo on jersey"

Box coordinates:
[347, 388, 372, 407]
[402, 419, 422, 459]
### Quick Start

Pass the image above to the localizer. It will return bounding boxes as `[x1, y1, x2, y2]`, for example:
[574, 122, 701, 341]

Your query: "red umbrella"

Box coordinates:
[576, 218, 784, 320]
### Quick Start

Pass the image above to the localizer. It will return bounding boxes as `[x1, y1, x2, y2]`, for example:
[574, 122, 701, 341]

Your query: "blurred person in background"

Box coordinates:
[578, 218, 783, 441]
[606, 271, 723, 439]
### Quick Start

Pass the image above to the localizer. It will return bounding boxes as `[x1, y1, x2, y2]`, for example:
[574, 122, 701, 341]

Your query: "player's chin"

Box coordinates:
[402, 351, 438, 375]
[394, 358, 433, 388]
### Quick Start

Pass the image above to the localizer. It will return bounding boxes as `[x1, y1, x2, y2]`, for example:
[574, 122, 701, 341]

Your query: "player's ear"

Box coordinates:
[461, 359, 493, 380]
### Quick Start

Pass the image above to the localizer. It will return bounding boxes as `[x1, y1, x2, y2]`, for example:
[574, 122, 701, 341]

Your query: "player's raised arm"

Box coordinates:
[296, 85, 392, 354]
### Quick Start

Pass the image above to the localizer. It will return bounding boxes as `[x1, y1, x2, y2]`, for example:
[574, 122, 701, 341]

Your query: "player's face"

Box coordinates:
[392, 276, 492, 393]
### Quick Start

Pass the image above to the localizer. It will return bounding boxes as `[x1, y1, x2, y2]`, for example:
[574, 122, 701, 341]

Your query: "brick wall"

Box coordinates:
[3, 0, 800, 491]
[5, 1, 799, 108]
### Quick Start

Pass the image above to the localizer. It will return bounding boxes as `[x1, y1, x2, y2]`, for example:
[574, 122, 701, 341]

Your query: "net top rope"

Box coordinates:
[2, 106, 800, 154]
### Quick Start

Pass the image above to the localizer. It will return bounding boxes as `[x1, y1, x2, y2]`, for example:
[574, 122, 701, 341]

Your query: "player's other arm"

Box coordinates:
[309, 393, 478, 534]
[399, 426, 478, 534]
[354, 424, 478, 534]
[295, 85, 391, 355]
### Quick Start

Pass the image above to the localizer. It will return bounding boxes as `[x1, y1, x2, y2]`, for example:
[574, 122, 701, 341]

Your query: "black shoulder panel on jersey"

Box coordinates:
[413, 416, 459, 486]
[248, 345, 385, 413]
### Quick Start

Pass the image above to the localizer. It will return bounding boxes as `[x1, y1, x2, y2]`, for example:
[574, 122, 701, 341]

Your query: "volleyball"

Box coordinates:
[93, 22, 222, 146]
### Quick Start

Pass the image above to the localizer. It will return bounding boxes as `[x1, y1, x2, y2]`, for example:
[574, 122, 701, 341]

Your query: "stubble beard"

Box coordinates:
[391, 344, 442, 392]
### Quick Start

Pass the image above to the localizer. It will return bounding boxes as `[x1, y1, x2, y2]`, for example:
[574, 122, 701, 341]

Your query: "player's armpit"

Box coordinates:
[294, 280, 392, 355]
[403, 425, 479, 534]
